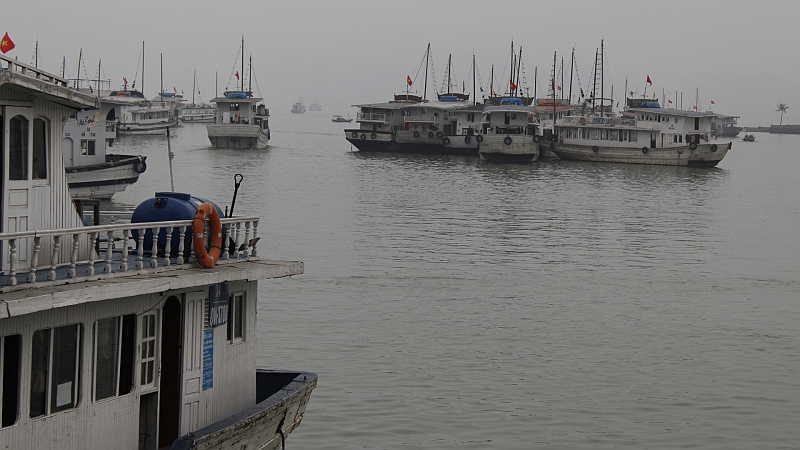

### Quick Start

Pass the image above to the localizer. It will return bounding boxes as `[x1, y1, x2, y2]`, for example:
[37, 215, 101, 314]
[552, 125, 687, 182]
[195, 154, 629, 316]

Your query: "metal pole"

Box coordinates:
[166, 127, 175, 192]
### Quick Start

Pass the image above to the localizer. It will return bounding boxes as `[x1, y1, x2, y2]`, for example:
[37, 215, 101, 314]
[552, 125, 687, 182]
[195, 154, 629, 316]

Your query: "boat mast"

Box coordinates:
[97, 59, 101, 97]
[591, 47, 598, 115]
[75, 48, 82, 89]
[61, 56, 65, 78]
[248, 54, 252, 94]
[472, 52, 477, 105]
[509, 41, 514, 96]
[490, 65, 494, 99]
[423, 43, 429, 101]
[517, 46, 523, 98]
[552, 51, 557, 132]
[192, 70, 196, 104]
[534, 66, 537, 101]
[569, 48, 574, 105]
[447, 54, 452, 94]
[160, 53, 163, 101]
[560, 56, 564, 100]
[241, 36, 245, 92]
[600, 39, 605, 116]
[35, 40, 38, 68]
[142, 41, 145, 96]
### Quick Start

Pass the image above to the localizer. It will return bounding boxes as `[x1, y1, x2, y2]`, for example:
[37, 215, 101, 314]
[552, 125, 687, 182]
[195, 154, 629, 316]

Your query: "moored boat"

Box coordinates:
[291, 98, 306, 114]
[207, 90, 270, 148]
[550, 99, 730, 167]
[62, 110, 147, 199]
[742, 134, 755, 142]
[478, 101, 540, 163]
[331, 114, 353, 123]
[0, 53, 316, 450]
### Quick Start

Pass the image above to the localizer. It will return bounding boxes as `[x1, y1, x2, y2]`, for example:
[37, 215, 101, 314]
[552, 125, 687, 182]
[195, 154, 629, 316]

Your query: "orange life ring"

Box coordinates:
[609, 117, 616, 126]
[579, 117, 586, 125]
[193, 202, 222, 268]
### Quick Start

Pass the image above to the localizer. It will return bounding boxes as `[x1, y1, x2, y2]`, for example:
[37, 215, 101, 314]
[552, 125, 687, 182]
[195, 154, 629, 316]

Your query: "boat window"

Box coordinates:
[140, 313, 158, 389]
[32, 118, 48, 180]
[81, 140, 96, 156]
[227, 293, 245, 343]
[230, 103, 240, 111]
[9, 115, 29, 181]
[93, 315, 135, 401]
[1, 334, 21, 428]
[30, 324, 82, 418]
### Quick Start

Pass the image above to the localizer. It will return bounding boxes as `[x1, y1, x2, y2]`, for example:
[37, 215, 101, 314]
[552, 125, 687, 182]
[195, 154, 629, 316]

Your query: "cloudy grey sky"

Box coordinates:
[3, 0, 798, 125]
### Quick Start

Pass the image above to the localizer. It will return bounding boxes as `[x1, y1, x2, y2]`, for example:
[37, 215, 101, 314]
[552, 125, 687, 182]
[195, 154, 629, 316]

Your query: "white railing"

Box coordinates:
[0, 216, 259, 293]
[403, 115, 436, 123]
[357, 112, 389, 123]
[1, 54, 69, 87]
[561, 116, 636, 127]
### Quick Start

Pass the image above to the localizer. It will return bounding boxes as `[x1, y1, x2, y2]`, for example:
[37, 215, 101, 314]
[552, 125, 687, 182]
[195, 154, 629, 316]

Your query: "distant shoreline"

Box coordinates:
[742, 125, 800, 134]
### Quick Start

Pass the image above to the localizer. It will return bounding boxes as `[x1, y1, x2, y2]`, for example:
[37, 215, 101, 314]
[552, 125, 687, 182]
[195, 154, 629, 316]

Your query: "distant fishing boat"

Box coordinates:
[291, 98, 306, 114]
[331, 114, 352, 123]
[742, 134, 755, 142]
[309, 99, 322, 111]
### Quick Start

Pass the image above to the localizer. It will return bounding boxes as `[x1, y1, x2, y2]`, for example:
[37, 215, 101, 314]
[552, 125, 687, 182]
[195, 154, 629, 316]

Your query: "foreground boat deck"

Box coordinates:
[0, 257, 303, 318]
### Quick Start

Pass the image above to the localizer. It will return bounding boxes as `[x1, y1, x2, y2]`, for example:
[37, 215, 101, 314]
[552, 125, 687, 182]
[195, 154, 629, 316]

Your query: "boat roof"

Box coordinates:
[483, 105, 535, 113]
[713, 114, 739, 119]
[0, 55, 99, 110]
[353, 101, 415, 110]
[212, 96, 263, 103]
[627, 107, 717, 118]
[532, 105, 576, 113]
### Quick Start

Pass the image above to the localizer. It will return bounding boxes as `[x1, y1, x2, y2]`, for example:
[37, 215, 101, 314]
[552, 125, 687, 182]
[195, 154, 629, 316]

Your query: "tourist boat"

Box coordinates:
[0, 54, 316, 450]
[181, 70, 216, 123]
[99, 89, 179, 136]
[478, 100, 541, 163]
[710, 114, 742, 137]
[742, 134, 755, 142]
[291, 99, 306, 114]
[308, 99, 322, 111]
[62, 109, 147, 200]
[549, 98, 730, 167]
[331, 114, 353, 123]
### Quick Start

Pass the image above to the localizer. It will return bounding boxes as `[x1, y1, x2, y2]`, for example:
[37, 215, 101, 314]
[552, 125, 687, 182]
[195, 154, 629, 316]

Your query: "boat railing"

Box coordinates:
[356, 112, 389, 123]
[560, 116, 636, 127]
[0, 216, 260, 293]
[1, 54, 69, 88]
[403, 115, 436, 123]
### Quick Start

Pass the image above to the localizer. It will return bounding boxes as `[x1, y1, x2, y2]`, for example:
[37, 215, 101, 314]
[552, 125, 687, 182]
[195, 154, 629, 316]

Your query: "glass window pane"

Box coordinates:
[30, 329, 50, 418]
[51, 325, 79, 412]
[234, 295, 244, 340]
[118, 315, 136, 396]
[32, 118, 47, 180]
[9, 116, 29, 181]
[95, 318, 119, 400]
[2, 335, 21, 427]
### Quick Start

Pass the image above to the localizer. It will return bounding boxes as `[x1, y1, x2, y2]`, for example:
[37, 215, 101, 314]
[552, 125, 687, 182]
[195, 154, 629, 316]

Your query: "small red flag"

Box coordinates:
[407, 75, 412, 86]
[711, 100, 715, 104]
[668, 99, 673, 104]
[173, 87, 177, 93]
[510, 80, 517, 91]
[556, 85, 562, 91]
[123, 76, 128, 85]
[693, 105, 697, 110]
[462, 80, 465, 93]
[0, 32, 15, 54]
[646, 75, 652, 86]
[235, 71, 240, 80]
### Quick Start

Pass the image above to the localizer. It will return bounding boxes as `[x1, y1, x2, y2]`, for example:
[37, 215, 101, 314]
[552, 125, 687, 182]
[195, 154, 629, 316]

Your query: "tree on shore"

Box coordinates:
[776, 103, 789, 125]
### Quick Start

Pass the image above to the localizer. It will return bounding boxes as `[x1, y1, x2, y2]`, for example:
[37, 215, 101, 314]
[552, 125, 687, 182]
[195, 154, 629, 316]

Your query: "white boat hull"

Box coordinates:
[547, 141, 730, 167]
[207, 124, 270, 149]
[478, 135, 539, 163]
[65, 154, 146, 200]
[118, 118, 179, 135]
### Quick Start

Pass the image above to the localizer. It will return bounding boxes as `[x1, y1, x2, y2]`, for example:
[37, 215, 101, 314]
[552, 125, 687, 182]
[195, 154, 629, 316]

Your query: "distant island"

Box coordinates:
[742, 125, 800, 134]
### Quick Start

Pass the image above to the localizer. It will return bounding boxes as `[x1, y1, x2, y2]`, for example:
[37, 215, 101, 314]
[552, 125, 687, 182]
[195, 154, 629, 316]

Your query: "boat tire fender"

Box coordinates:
[443, 137, 451, 145]
[371, 132, 377, 140]
[193, 202, 222, 269]
[579, 117, 586, 125]
[504, 136, 512, 145]
[609, 118, 616, 126]
[436, 131, 443, 138]
[428, 131, 434, 138]
[360, 133, 366, 140]
[689, 142, 698, 151]
[351, 131, 358, 138]
[710, 143, 717, 152]
[533, 135, 541, 143]
[642, 147, 648, 154]
[592, 146, 599, 153]
[476, 135, 484, 143]
[464, 135, 471, 144]
[413, 130, 420, 138]
[134, 159, 147, 173]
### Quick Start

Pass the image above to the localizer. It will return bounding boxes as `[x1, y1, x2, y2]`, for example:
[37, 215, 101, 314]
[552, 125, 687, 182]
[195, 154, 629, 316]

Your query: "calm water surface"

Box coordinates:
[111, 113, 799, 449]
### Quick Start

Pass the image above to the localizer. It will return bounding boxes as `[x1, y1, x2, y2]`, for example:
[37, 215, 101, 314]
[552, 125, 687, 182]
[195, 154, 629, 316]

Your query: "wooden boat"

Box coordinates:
[742, 134, 755, 142]
[332, 115, 353, 123]
[0, 54, 316, 450]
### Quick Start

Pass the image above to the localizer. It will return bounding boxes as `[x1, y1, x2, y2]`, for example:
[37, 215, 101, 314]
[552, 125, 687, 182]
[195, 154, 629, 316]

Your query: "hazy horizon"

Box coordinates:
[3, 0, 798, 126]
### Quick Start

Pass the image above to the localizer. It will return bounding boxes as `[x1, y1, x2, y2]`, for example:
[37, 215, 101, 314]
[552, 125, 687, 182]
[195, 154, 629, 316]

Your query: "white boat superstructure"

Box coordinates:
[99, 90, 178, 136]
[0, 53, 316, 450]
[181, 103, 216, 122]
[478, 102, 540, 163]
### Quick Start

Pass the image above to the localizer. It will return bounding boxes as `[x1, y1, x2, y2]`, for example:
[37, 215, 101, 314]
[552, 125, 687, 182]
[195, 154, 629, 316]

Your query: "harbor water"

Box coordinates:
[110, 114, 799, 449]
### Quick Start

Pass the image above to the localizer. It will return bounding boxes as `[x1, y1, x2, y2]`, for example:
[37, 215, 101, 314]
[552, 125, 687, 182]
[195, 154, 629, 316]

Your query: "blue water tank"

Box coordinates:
[130, 192, 226, 257]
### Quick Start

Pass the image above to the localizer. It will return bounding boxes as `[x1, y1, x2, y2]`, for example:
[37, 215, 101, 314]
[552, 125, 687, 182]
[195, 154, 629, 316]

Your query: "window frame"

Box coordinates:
[30, 324, 82, 419]
[92, 315, 136, 402]
[1, 334, 22, 428]
[227, 292, 246, 344]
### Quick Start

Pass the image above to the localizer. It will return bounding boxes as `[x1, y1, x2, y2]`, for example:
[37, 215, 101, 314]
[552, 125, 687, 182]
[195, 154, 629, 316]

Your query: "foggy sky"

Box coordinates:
[3, 0, 798, 126]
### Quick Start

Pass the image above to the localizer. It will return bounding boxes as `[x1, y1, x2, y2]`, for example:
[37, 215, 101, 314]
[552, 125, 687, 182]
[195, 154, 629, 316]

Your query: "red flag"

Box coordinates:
[123, 76, 128, 85]
[711, 100, 715, 104]
[235, 71, 240, 80]
[668, 99, 673, 104]
[462, 80, 465, 93]
[407, 75, 412, 86]
[556, 85, 562, 91]
[181, 90, 184, 95]
[510, 80, 517, 91]
[173, 87, 177, 93]
[646, 75, 652, 86]
[693, 105, 697, 110]
[0, 32, 15, 54]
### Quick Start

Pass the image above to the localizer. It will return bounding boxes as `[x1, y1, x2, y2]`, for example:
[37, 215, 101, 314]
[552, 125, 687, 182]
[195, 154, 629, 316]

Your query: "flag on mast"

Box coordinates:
[646, 75, 652, 86]
[407, 75, 413, 86]
[0, 32, 15, 54]
[235, 71, 240, 80]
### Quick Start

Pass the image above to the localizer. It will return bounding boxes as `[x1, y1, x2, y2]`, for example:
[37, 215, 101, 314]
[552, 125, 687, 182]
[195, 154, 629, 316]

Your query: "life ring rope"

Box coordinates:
[193, 202, 222, 268]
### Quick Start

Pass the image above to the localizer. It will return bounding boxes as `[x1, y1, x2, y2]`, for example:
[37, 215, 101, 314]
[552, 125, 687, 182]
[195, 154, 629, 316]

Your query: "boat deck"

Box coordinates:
[0, 255, 303, 319]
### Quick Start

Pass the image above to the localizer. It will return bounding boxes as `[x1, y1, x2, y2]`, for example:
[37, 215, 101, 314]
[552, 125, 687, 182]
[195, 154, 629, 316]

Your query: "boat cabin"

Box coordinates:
[481, 104, 539, 136]
[62, 110, 116, 169]
[350, 102, 408, 133]
[210, 91, 269, 131]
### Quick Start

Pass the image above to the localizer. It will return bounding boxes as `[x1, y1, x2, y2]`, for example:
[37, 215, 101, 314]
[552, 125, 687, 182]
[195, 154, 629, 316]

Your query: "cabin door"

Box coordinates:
[1, 106, 35, 271]
[180, 290, 205, 436]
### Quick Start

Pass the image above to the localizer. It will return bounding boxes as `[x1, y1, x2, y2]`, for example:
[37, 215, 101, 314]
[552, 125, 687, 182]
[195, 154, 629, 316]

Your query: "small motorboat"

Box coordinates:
[332, 114, 353, 123]
[742, 134, 755, 142]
